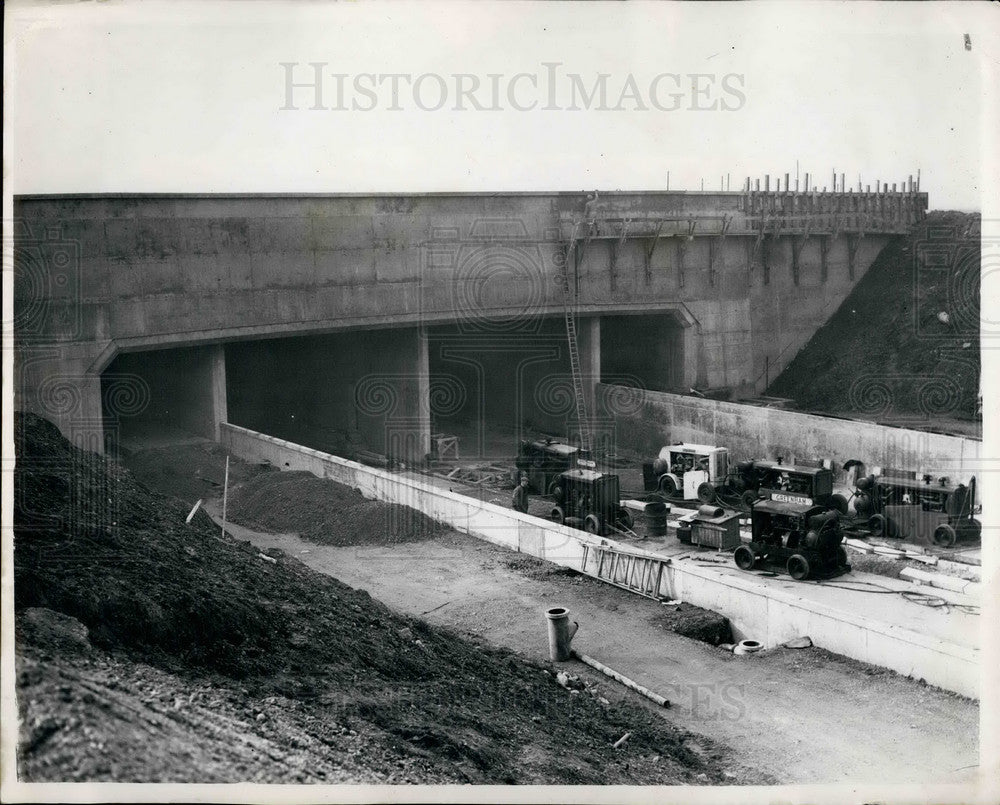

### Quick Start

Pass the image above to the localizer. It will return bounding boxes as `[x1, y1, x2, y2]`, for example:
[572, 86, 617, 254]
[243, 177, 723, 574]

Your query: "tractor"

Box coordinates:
[515, 437, 590, 495]
[642, 443, 732, 503]
[734, 498, 850, 580]
[549, 468, 633, 536]
[740, 460, 849, 514]
[851, 472, 981, 547]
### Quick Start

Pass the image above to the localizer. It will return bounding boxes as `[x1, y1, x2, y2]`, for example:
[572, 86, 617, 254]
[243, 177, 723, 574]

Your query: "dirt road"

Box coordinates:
[208, 501, 980, 786]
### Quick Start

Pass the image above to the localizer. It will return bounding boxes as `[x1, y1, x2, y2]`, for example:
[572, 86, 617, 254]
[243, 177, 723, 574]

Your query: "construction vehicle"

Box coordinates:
[515, 437, 591, 494]
[642, 443, 732, 502]
[740, 460, 848, 514]
[734, 498, 850, 580]
[851, 472, 980, 547]
[550, 468, 634, 536]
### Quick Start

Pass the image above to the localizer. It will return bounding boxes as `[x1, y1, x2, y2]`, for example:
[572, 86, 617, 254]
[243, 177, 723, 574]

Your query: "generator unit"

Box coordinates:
[549, 468, 632, 536]
[739, 460, 848, 514]
[852, 472, 980, 547]
[643, 442, 731, 502]
[734, 498, 850, 580]
[515, 437, 588, 495]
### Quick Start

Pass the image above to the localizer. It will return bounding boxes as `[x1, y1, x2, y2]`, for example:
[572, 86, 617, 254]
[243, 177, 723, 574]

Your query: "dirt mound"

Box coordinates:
[120, 441, 272, 505]
[227, 471, 449, 546]
[16, 608, 93, 657]
[656, 608, 733, 646]
[14, 411, 739, 784]
[768, 211, 980, 427]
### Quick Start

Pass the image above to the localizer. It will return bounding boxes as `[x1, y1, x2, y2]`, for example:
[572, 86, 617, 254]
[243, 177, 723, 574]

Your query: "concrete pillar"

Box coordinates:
[208, 344, 228, 441]
[16, 348, 107, 454]
[379, 327, 430, 465]
[577, 316, 601, 417]
[171, 344, 229, 441]
[416, 328, 431, 460]
[67, 375, 107, 455]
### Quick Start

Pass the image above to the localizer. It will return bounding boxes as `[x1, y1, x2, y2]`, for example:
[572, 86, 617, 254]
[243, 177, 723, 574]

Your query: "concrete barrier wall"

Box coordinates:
[598, 384, 981, 480]
[221, 423, 978, 698]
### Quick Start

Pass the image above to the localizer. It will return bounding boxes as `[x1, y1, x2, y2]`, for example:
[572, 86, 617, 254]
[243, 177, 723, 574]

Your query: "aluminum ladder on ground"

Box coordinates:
[560, 221, 591, 454]
[580, 543, 670, 600]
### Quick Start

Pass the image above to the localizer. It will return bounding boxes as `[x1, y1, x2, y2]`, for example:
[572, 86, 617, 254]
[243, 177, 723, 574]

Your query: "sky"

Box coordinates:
[4, 0, 998, 211]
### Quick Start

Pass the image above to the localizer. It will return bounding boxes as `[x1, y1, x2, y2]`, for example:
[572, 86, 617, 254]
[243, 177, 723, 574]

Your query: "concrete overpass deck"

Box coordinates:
[15, 189, 925, 456]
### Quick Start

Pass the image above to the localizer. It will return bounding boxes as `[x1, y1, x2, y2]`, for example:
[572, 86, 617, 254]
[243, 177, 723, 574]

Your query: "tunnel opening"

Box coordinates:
[600, 314, 685, 393]
[102, 344, 226, 453]
[100, 312, 682, 466]
[425, 317, 596, 461]
[225, 327, 427, 463]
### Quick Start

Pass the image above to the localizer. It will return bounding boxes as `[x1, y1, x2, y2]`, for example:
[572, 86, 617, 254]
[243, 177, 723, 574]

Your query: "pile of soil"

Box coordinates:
[120, 441, 271, 505]
[768, 211, 981, 427]
[226, 471, 449, 547]
[656, 608, 734, 646]
[14, 412, 738, 784]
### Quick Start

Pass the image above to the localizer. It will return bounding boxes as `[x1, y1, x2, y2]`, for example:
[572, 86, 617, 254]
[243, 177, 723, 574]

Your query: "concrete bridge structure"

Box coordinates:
[13, 188, 927, 459]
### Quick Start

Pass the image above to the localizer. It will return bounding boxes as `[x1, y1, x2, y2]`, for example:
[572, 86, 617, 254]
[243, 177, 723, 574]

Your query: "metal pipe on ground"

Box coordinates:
[572, 650, 670, 708]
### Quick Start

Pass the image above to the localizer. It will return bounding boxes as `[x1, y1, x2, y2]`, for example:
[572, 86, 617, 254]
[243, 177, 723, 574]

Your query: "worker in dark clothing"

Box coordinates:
[512, 476, 530, 513]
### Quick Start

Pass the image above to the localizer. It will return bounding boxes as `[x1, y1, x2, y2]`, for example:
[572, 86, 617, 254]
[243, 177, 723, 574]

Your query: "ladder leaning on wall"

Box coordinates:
[559, 214, 592, 455]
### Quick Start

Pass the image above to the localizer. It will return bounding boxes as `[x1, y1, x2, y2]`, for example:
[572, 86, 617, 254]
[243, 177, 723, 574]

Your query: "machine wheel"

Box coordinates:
[829, 494, 849, 515]
[697, 482, 716, 504]
[584, 514, 604, 535]
[617, 509, 634, 530]
[787, 553, 811, 581]
[658, 476, 678, 497]
[550, 506, 566, 525]
[885, 517, 900, 538]
[734, 545, 756, 571]
[836, 545, 849, 568]
[868, 514, 886, 536]
[741, 490, 759, 509]
[933, 523, 957, 548]
[548, 481, 564, 503]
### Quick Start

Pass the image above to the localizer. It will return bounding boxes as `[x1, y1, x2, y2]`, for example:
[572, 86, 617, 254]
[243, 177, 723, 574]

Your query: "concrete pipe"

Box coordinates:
[545, 607, 579, 662]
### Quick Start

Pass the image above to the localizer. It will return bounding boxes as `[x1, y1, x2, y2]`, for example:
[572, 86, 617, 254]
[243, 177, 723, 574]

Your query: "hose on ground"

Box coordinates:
[809, 577, 980, 615]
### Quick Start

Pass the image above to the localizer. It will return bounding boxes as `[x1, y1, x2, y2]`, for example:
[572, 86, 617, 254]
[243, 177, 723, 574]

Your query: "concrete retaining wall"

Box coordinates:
[221, 423, 979, 698]
[597, 384, 981, 480]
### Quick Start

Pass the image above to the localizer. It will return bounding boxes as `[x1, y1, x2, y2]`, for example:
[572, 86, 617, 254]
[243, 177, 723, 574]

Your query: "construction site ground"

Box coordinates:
[398, 466, 982, 652]
[116, 440, 980, 786]
[16, 414, 762, 786]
